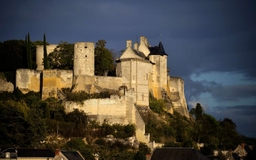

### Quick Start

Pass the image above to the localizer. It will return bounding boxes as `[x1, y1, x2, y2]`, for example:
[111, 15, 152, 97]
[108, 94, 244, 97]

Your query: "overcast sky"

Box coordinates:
[1, 0, 255, 138]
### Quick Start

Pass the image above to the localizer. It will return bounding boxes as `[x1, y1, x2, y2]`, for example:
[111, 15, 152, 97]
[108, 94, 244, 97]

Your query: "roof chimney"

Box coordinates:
[126, 40, 132, 48]
[134, 42, 138, 50]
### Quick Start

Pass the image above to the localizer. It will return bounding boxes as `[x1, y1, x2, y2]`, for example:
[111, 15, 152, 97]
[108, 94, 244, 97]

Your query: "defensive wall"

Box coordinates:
[64, 89, 149, 143]
[168, 76, 189, 117]
[16, 69, 41, 93]
[72, 75, 123, 93]
[42, 70, 73, 99]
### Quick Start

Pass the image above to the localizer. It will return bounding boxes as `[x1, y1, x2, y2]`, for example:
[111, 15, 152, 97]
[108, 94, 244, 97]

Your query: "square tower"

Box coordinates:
[74, 42, 94, 76]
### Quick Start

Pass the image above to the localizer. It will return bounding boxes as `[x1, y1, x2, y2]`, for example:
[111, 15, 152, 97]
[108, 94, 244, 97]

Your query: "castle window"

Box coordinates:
[84, 46, 87, 48]
[85, 55, 87, 58]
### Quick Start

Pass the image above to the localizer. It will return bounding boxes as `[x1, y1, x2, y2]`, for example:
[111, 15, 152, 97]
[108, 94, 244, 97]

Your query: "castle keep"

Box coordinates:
[16, 36, 189, 143]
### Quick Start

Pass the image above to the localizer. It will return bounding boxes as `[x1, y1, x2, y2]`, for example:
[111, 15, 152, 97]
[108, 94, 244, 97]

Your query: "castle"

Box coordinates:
[15, 36, 189, 144]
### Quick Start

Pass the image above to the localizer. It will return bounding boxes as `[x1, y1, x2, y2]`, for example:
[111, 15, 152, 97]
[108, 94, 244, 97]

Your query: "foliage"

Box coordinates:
[62, 88, 115, 103]
[47, 42, 74, 69]
[26, 33, 32, 69]
[190, 103, 204, 120]
[97, 121, 135, 139]
[0, 99, 46, 148]
[149, 98, 166, 114]
[94, 40, 115, 76]
[63, 138, 94, 160]
[43, 34, 49, 69]
[0, 40, 27, 72]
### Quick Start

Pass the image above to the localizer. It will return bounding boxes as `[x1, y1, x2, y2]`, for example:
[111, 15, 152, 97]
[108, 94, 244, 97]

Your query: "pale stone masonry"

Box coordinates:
[15, 36, 189, 143]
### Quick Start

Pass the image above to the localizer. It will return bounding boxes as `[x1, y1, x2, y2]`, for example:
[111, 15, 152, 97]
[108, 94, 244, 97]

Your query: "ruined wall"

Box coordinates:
[16, 69, 41, 93]
[64, 90, 148, 143]
[42, 70, 73, 99]
[72, 75, 123, 93]
[0, 74, 14, 92]
[36, 44, 58, 71]
[168, 76, 189, 118]
[74, 42, 94, 76]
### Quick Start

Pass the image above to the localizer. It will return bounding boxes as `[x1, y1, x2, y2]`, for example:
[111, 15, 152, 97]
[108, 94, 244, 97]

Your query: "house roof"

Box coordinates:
[150, 147, 209, 160]
[148, 41, 168, 56]
[17, 149, 55, 157]
[61, 150, 84, 160]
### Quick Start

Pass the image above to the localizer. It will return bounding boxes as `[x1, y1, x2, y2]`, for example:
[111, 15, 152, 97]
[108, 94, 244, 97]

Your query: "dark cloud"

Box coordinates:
[210, 84, 256, 102]
[208, 105, 256, 137]
[1, 0, 256, 137]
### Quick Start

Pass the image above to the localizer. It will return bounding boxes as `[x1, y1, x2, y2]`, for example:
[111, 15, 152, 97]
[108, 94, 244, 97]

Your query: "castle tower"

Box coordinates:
[148, 42, 168, 99]
[74, 42, 94, 76]
[36, 44, 58, 70]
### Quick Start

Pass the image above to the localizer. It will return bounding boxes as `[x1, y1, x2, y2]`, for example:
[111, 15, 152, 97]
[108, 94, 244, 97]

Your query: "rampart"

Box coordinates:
[16, 69, 41, 93]
[42, 70, 73, 99]
[72, 75, 123, 93]
[168, 76, 189, 117]
[64, 90, 149, 143]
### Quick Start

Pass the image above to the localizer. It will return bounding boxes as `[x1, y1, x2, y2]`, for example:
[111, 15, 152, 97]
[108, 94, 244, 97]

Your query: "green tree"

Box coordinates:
[219, 118, 241, 149]
[0, 100, 46, 147]
[190, 103, 204, 120]
[94, 40, 115, 76]
[47, 42, 74, 69]
[26, 33, 32, 69]
[43, 34, 49, 69]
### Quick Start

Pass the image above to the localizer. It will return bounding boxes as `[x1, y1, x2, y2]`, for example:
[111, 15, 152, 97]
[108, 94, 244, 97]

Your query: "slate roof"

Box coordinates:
[17, 148, 55, 157]
[61, 150, 84, 160]
[151, 148, 209, 160]
[149, 41, 168, 56]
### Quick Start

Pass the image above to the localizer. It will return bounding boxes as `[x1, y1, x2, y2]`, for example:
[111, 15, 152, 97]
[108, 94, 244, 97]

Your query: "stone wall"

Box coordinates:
[72, 75, 123, 93]
[42, 70, 73, 99]
[168, 76, 189, 118]
[0, 74, 14, 92]
[117, 59, 152, 106]
[64, 90, 149, 143]
[16, 69, 41, 93]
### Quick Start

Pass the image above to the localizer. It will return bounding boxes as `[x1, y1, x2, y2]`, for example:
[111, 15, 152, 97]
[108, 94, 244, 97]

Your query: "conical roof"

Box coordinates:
[148, 41, 168, 56]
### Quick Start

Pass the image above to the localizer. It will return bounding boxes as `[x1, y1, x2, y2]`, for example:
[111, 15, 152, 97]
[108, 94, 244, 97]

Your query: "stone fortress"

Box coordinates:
[16, 36, 189, 144]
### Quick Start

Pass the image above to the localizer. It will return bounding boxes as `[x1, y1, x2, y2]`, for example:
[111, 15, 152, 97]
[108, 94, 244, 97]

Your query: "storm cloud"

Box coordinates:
[1, 0, 255, 137]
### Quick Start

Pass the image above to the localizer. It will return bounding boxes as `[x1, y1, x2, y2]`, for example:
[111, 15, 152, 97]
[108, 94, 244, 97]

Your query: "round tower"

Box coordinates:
[74, 42, 95, 76]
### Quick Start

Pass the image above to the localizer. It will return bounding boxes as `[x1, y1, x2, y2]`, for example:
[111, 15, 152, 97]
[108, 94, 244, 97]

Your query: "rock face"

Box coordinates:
[0, 75, 14, 92]
[15, 36, 189, 143]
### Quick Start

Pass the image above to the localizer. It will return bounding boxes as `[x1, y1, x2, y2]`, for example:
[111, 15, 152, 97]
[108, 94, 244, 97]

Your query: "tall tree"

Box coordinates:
[190, 103, 204, 120]
[26, 33, 32, 69]
[43, 34, 49, 69]
[94, 40, 115, 76]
